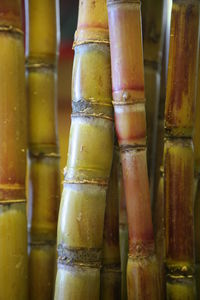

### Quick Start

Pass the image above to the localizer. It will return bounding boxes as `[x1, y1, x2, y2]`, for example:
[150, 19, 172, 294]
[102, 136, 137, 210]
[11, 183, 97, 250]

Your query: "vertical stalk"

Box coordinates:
[164, 1, 199, 298]
[107, 1, 161, 298]
[141, 0, 166, 199]
[25, 1, 60, 299]
[54, 1, 114, 299]
[101, 146, 121, 300]
[119, 163, 128, 300]
[153, 4, 172, 297]
[194, 44, 200, 299]
[0, 0, 28, 299]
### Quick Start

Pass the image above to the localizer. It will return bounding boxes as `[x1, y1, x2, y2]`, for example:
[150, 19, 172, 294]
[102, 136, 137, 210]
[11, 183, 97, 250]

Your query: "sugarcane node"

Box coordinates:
[0, 24, 23, 36]
[72, 113, 114, 121]
[165, 263, 195, 278]
[112, 96, 146, 105]
[57, 246, 102, 267]
[119, 144, 146, 153]
[107, 0, 141, 6]
[164, 136, 193, 146]
[63, 179, 108, 188]
[28, 237, 56, 246]
[0, 199, 26, 205]
[73, 39, 110, 48]
[28, 151, 60, 159]
[72, 98, 113, 108]
[129, 240, 155, 258]
[26, 62, 56, 70]
[72, 99, 114, 120]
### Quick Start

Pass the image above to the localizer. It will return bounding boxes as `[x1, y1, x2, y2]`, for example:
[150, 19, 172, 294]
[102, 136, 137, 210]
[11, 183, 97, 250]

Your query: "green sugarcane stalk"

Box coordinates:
[54, 1, 114, 298]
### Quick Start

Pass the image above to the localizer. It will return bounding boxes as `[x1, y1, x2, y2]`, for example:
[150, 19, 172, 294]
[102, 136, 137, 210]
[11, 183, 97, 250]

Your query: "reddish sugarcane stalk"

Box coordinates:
[107, 0, 161, 298]
[164, 1, 200, 298]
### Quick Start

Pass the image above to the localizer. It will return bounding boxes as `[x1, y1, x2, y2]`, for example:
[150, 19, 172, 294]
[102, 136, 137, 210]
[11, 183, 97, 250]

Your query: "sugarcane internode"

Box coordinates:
[164, 0, 200, 298]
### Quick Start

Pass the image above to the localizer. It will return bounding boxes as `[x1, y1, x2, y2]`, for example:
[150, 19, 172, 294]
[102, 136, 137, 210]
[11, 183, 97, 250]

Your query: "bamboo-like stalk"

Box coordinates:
[54, 1, 114, 299]
[101, 146, 121, 300]
[152, 28, 170, 300]
[107, 1, 160, 298]
[164, 1, 200, 298]
[141, 0, 166, 198]
[0, 1, 28, 299]
[119, 163, 128, 300]
[194, 43, 200, 299]
[25, 1, 60, 299]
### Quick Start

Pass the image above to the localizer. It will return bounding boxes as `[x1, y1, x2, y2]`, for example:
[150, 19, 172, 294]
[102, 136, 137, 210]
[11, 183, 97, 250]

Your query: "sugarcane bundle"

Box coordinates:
[101, 145, 121, 299]
[141, 0, 166, 198]
[107, 0, 161, 298]
[0, 0, 28, 299]
[164, 1, 200, 298]
[25, 0, 60, 298]
[54, 0, 114, 299]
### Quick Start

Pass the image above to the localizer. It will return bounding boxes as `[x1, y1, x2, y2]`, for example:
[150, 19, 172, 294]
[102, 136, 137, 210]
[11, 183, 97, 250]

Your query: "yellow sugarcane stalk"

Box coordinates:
[164, 1, 200, 298]
[25, 0, 60, 299]
[101, 146, 121, 299]
[54, 1, 114, 299]
[0, 0, 28, 299]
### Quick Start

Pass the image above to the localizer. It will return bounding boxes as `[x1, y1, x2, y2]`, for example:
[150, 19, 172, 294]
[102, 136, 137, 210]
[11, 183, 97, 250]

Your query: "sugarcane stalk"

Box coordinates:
[25, 1, 60, 299]
[0, 0, 28, 299]
[54, 1, 114, 299]
[107, 1, 161, 298]
[164, 1, 200, 298]
[141, 0, 166, 199]
[119, 162, 128, 300]
[101, 145, 121, 300]
[194, 42, 200, 299]
[152, 20, 172, 299]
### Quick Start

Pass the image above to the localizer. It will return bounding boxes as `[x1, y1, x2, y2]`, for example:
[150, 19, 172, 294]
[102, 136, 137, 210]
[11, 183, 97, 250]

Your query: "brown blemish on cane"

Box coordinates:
[165, 142, 194, 262]
[103, 200, 119, 247]
[166, 4, 198, 126]
[91, 0, 96, 9]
